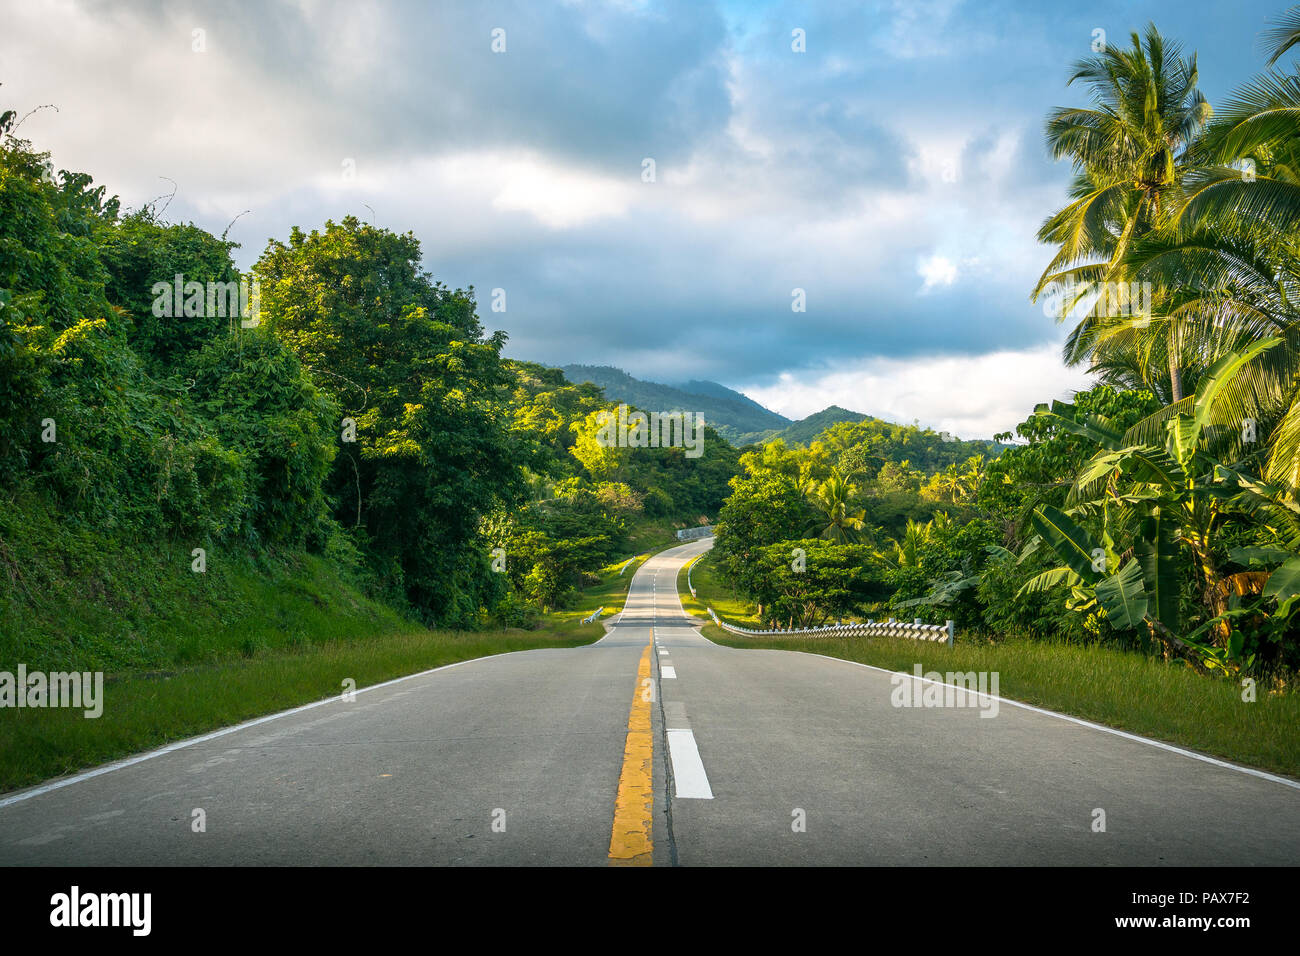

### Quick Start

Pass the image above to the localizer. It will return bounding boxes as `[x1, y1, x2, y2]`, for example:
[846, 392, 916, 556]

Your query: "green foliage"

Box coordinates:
[810, 416, 1003, 476]
[187, 329, 339, 546]
[979, 385, 1160, 529]
[1021, 348, 1300, 671]
[713, 470, 817, 597]
[885, 515, 999, 629]
[97, 210, 242, 367]
[0, 134, 115, 334]
[748, 540, 890, 628]
[253, 216, 523, 626]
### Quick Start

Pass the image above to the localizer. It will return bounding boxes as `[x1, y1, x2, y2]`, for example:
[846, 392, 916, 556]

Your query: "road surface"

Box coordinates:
[2, 538, 1297, 865]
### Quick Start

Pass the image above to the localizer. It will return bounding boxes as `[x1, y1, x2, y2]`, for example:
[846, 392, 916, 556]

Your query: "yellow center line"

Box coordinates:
[607, 636, 654, 866]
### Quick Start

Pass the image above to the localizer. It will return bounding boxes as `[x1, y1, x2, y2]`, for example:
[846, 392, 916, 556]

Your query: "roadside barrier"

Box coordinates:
[706, 609, 954, 646]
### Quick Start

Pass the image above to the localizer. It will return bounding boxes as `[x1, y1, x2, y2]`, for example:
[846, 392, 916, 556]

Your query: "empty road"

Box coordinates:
[2, 538, 1297, 865]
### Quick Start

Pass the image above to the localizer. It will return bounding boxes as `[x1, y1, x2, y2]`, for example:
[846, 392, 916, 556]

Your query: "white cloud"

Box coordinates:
[0, 0, 1085, 389]
[437, 152, 637, 229]
[736, 344, 1097, 439]
[917, 254, 958, 292]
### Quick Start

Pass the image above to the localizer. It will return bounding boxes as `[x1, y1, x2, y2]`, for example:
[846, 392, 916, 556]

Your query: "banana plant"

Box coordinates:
[1019, 340, 1297, 666]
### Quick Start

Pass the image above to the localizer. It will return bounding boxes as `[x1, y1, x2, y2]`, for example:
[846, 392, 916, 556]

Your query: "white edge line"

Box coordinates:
[791, 651, 1300, 792]
[0, 654, 505, 811]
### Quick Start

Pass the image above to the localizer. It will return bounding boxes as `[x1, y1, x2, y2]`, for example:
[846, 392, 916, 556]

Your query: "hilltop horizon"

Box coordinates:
[553, 362, 1018, 445]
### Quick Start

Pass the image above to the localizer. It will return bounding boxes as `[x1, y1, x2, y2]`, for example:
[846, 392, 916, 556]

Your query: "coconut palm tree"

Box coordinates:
[1033, 23, 1213, 402]
[888, 518, 929, 569]
[1263, 5, 1300, 67]
[806, 470, 866, 544]
[1116, 42, 1300, 488]
[1021, 13, 1300, 666]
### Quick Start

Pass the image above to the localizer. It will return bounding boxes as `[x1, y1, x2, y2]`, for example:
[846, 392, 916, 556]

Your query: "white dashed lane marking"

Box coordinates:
[667, 729, 713, 799]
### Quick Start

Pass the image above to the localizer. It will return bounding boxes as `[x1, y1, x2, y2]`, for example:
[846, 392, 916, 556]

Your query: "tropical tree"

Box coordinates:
[1022, 340, 1300, 669]
[888, 518, 929, 568]
[806, 469, 867, 543]
[1033, 24, 1213, 402]
[1116, 37, 1300, 490]
[255, 217, 524, 625]
[748, 540, 889, 628]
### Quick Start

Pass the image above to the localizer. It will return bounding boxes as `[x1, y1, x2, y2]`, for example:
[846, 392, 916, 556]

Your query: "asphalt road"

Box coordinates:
[1, 538, 1297, 865]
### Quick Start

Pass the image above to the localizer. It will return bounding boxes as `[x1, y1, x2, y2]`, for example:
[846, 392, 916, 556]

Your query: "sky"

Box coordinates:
[0, 0, 1289, 437]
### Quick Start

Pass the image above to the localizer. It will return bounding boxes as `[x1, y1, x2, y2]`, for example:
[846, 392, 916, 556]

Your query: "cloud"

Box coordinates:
[0, 0, 1270, 418]
[735, 342, 1097, 439]
[917, 254, 958, 292]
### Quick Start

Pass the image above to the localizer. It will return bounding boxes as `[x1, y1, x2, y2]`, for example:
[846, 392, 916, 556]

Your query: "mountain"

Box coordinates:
[554, 366, 1003, 463]
[559, 365, 789, 443]
[767, 405, 869, 445]
[674, 379, 785, 421]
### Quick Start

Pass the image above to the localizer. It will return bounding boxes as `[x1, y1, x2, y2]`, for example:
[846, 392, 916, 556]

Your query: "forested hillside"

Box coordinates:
[0, 114, 736, 665]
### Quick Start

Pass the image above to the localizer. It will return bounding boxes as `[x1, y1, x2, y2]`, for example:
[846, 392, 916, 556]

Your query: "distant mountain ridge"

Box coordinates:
[559, 365, 790, 443]
[553, 366, 1003, 463]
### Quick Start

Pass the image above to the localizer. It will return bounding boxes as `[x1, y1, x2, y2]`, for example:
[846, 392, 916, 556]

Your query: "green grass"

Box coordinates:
[626, 517, 684, 555]
[679, 550, 761, 627]
[0, 496, 421, 673]
[677, 552, 1300, 780]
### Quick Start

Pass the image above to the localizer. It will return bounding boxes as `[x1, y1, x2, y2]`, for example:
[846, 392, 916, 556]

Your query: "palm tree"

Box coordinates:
[1033, 24, 1213, 402]
[1263, 5, 1300, 67]
[1116, 35, 1300, 488]
[1021, 13, 1300, 664]
[807, 470, 866, 544]
[959, 455, 987, 501]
